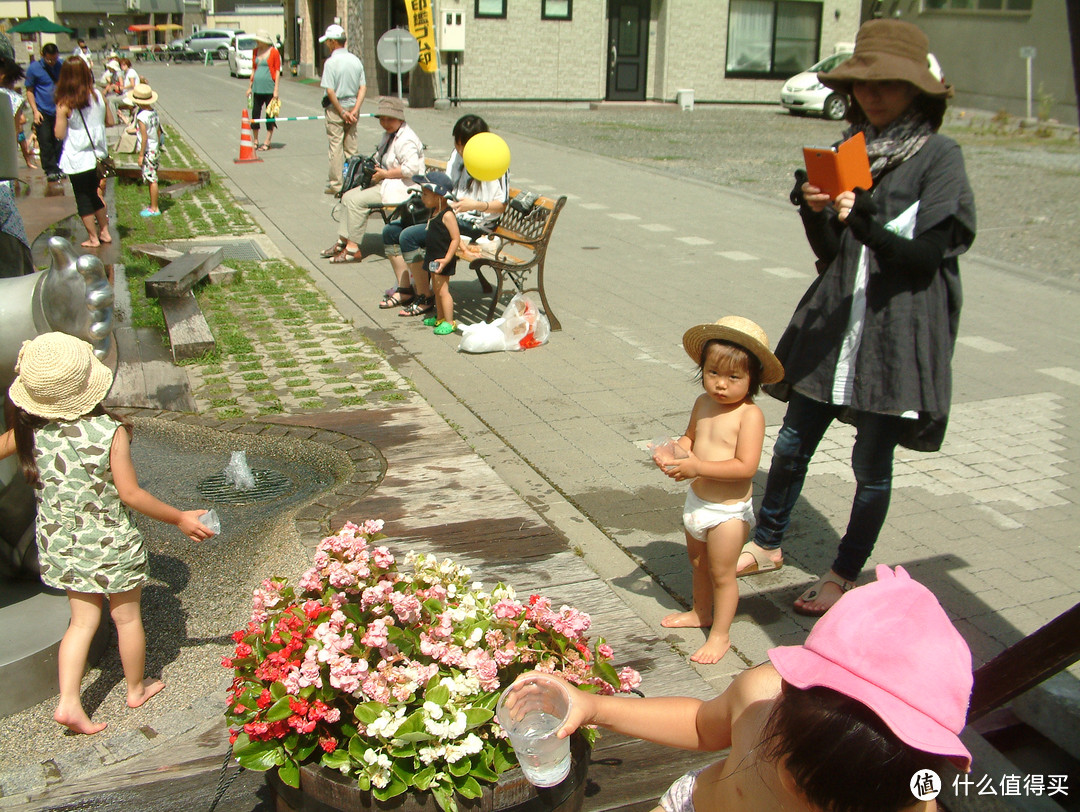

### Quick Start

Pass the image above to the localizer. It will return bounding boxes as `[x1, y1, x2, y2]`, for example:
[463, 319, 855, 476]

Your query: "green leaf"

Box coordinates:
[348, 734, 370, 762]
[372, 774, 408, 801]
[593, 660, 620, 689]
[422, 597, 444, 615]
[394, 710, 425, 737]
[492, 743, 516, 773]
[283, 732, 299, 752]
[269, 681, 287, 700]
[235, 739, 284, 771]
[354, 702, 384, 725]
[321, 748, 351, 770]
[425, 682, 451, 706]
[413, 765, 437, 791]
[231, 732, 251, 754]
[454, 774, 483, 799]
[395, 731, 434, 743]
[431, 784, 456, 812]
[448, 756, 471, 777]
[295, 740, 319, 762]
[470, 759, 498, 783]
[299, 684, 315, 700]
[265, 695, 294, 722]
[277, 758, 300, 788]
[463, 708, 493, 729]
[389, 742, 417, 757]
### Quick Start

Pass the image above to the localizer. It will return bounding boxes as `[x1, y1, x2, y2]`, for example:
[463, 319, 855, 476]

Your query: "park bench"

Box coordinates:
[143, 246, 223, 361]
[403, 158, 566, 330]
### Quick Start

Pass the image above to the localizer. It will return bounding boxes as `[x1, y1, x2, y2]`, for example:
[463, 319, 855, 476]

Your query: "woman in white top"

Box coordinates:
[54, 58, 115, 247]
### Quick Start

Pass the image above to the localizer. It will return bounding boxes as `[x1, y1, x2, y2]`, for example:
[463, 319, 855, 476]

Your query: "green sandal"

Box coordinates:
[433, 321, 456, 336]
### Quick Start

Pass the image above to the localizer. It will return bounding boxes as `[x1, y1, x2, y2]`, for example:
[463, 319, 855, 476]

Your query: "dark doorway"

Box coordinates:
[606, 0, 650, 101]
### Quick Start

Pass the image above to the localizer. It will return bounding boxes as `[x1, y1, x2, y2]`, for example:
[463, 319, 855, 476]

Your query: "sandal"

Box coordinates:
[380, 287, 415, 309]
[399, 295, 434, 317]
[320, 239, 347, 258]
[735, 540, 783, 578]
[793, 571, 855, 617]
[422, 315, 439, 327]
[433, 320, 456, 336]
[329, 248, 362, 264]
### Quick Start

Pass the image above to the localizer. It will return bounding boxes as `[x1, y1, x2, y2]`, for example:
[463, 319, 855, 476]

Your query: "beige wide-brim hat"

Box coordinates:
[682, 316, 784, 384]
[375, 96, 406, 120]
[253, 30, 274, 46]
[8, 333, 113, 421]
[818, 19, 951, 99]
[125, 82, 158, 107]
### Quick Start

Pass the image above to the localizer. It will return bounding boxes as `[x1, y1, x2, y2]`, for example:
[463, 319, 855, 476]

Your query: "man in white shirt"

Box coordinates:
[72, 39, 93, 70]
[319, 24, 367, 195]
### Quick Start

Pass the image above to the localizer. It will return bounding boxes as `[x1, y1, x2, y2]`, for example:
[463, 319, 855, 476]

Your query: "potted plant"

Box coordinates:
[224, 520, 642, 812]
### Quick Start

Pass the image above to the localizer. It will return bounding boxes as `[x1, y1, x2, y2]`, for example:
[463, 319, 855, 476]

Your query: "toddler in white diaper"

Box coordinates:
[655, 317, 783, 664]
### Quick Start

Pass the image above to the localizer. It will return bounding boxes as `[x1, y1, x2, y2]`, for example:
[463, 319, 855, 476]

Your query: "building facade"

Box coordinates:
[286, 0, 862, 105]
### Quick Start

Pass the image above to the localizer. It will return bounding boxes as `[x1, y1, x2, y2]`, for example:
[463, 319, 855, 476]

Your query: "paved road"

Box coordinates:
[143, 61, 1079, 695]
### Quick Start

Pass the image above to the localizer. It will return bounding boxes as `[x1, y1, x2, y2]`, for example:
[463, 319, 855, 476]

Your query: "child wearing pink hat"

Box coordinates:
[515, 565, 973, 812]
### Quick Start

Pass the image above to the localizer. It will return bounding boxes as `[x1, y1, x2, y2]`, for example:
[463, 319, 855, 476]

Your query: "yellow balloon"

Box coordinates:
[462, 132, 511, 182]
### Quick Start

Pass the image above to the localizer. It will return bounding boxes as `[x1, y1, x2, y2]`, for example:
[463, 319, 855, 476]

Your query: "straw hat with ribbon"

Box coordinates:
[125, 82, 159, 107]
[818, 19, 951, 99]
[8, 333, 114, 421]
[253, 30, 274, 46]
[682, 316, 784, 384]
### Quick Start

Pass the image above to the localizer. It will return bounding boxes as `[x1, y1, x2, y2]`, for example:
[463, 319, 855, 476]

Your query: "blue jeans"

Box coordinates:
[754, 391, 905, 582]
[382, 217, 489, 262]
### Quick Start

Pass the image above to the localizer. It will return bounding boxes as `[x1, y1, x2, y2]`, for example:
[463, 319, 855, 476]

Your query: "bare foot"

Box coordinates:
[98, 229, 112, 244]
[661, 610, 712, 629]
[690, 635, 730, 665]
[54, 706, 107, 735]
[127, 679, 165, 709]
[81, 238, 101, 248]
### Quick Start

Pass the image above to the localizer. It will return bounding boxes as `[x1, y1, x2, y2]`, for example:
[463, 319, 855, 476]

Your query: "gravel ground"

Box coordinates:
[466, 103, 1080, 286]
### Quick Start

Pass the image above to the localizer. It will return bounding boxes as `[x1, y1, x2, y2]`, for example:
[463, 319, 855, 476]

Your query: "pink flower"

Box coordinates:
[618, 667, 642, 691]
[361, 617, 391, 649]
[598, 644, 614, 660]
[493, 598, 524, 619]
[371, 546, 394, 570]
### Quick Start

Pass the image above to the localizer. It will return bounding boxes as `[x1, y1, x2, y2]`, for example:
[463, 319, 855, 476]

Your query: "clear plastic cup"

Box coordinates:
[496, 674, 572, 787]
[648, 436, 689, 465]
[200, 509, 221, 535]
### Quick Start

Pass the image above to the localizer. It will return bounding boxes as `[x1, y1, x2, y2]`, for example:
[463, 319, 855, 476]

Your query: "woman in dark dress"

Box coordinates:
[736, 19, 976, 616]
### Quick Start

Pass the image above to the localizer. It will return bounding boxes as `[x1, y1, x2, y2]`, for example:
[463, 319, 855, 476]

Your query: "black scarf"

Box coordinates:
[843, 107, 935, 178]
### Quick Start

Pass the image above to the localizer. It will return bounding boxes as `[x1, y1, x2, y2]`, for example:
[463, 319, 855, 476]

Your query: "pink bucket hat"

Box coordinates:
[769, 565, 973, 771]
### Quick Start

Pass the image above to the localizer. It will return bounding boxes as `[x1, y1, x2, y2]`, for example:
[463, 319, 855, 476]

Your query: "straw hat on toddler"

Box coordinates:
[124, 82, 158, 107]
[769, 565, 974, 771]
[8, 333, 113, 421]
[682, 315, 784, 384]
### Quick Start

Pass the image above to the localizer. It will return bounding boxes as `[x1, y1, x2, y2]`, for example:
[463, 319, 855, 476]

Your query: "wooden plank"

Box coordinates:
[105, 326, 197, 412]
[145, 246, 224, 299]
[129, 242, 185, 266]
[160, 291, 215, 361]
[114, 166, 212, 184]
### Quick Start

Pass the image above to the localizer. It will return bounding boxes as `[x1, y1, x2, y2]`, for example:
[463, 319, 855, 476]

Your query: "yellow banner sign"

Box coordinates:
[406, 0, 438, 73]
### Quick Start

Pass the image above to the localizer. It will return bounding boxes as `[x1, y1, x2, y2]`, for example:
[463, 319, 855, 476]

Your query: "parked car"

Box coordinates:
[781, 52, 945, 121]
[187, 29, 241, 60]
[781, 51, 854, 120]
[227, 35, 257, 78]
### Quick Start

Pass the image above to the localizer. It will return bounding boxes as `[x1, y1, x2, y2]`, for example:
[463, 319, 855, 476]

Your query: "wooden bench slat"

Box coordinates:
[145, 246, 224, 299]
[159, 290, 215, 361]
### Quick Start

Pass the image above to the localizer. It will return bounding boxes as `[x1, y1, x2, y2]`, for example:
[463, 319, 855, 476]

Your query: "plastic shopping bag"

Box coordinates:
[458, 294, 550, 354]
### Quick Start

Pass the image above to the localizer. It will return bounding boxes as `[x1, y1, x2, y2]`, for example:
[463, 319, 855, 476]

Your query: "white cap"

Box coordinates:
[319, 24, 346, 43]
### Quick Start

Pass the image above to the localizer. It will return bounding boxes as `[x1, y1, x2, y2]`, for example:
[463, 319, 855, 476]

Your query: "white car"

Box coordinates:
[227, 35, 257, 78]
[781, 52, 854, 120]
[782, 52, 945, 121]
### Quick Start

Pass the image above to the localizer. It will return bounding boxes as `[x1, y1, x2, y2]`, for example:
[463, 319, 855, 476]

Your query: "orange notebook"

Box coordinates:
[802, 131, 873, 199]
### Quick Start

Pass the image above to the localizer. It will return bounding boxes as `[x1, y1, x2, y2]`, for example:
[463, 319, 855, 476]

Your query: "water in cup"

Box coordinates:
[511, 710, 571, 787]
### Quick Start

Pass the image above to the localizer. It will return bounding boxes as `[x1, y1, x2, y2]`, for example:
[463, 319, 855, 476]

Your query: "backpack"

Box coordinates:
[338, 153, 378, 198]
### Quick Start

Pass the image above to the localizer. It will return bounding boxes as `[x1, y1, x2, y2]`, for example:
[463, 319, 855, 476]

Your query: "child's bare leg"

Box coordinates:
[148, 181, 158, 213]
[691, 520, 749, 664]
[432, 274, 453, 323]
[55, 591, 107, 734]
[109, 586, 163, 708]
[662, 535, 713, 629]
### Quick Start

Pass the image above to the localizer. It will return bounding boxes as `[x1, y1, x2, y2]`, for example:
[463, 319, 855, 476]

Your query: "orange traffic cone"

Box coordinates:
[234, 109, 262, 164]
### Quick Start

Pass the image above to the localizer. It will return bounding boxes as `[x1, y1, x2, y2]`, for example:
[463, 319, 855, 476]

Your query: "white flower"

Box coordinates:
[418, 744, 447, 766]
[423, 701, 444, 720]
[368, 707, 408, 738]
[469, 627, 483, 644]
[446, 733, 484, 763]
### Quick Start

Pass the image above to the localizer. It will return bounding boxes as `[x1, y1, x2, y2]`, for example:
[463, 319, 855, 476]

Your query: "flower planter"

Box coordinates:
[269, 733, 589, 812]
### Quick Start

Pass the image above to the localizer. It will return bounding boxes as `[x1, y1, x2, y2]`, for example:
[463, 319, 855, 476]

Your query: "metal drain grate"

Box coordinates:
[172, 239, 267, 262]
[197, 468, 294, 504]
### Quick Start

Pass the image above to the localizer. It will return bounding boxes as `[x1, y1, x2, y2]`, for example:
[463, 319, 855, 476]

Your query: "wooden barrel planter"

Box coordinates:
[269, 734, 589, 812]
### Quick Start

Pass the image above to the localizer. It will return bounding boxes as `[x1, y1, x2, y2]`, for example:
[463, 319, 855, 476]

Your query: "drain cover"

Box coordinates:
[172, 239, 267, 262]
[197, 468, 294, 504]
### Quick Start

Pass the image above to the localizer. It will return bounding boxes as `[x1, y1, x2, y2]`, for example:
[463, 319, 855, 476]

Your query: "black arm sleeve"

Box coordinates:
[844, 187, 952, 277]
[790, 169, 842, 271]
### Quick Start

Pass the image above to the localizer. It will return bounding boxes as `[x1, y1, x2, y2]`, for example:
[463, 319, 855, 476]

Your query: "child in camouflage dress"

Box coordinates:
[0, 333, 214, 734]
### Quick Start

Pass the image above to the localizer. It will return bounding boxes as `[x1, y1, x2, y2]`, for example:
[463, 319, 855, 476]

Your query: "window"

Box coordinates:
[726, 1, 822, 79]
[475, 0, 507, 18]
[542, 0, 572, 20]
[923, 0, 1031, 10]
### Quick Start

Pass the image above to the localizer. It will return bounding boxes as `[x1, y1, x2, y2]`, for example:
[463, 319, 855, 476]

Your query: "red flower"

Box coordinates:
[319, 736, 338, 753]
[232, 630, 246, 643]
[221, 657, 233, 668]
[257, 689, 273, 709]
[289, 696, 309, 716]
[229, 730, 239, 745]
